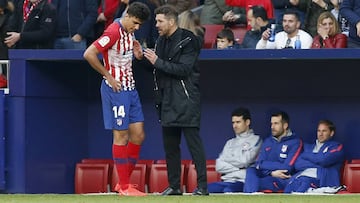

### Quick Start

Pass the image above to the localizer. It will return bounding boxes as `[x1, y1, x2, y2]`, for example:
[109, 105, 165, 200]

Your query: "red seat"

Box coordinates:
[186, 163, 221, 192]
[81, 158, 114, 186]
[202, 24, 225, 49]
[110, 163, 147, 193]
[148, 163, 184, 193]
[137, 159, 155, 192]
[155, 159, 192, 192]
[155, 159, 166, 164]
[349, 159, 360, 163]
[343, 163, 360, 193]
[229, 24, 247, 44]
[74, 163, 110, 194]
[206, 159, 216, 165]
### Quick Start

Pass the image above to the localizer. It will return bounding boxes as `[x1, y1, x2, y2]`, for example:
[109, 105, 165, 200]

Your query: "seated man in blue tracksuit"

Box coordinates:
[284, 119, 345, 193]
[243, 111, 303, 193]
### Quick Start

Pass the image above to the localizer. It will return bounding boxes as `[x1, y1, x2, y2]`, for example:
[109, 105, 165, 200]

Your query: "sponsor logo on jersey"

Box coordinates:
[281, 145, 288, 152]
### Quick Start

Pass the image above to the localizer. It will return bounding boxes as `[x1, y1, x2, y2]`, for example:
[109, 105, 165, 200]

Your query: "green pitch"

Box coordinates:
[0, 193, 360, 203]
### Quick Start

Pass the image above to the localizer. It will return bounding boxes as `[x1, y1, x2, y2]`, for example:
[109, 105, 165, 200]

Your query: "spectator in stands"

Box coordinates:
[208, 107, 262, 193]
[5, 0, 57, 49]
[256, 10, 313, 49]
[340, 0, 360, 48]
[83, 2, 150, 196]
[115, 0, 159, 48]
[222, 7, 247, 27]
[52, 0, 98, 49]
[271, 0, 307, 28]
[330, 0, 340, 20]
[238, 5, 271, 49]
[215, 27, 239, 49]
[0, 0, 13, 59]
[178, 9, 205, 47]
[311, 11, 347, 48]
[93, 0, 120, 41]
[303, 0, 335, 37]
[225, 0, 274, 30]
[200, 0, 246, 26]
[166, 0, 197, 14]
[284, 119, 344, 193]
[243, 111, 303, 193]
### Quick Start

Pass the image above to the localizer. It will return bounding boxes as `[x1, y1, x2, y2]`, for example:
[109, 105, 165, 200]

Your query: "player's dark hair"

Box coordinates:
[127, 2, 151, 23]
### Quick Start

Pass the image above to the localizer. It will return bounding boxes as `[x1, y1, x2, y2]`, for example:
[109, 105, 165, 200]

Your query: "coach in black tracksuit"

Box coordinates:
[143, 4, 208, 196]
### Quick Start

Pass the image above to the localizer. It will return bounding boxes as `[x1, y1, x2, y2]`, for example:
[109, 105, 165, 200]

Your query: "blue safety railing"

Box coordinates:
[0, 89, 5, 190]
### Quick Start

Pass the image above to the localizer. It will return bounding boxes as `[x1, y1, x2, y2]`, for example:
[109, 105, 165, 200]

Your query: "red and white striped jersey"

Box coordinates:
[93, 19, 136, 91]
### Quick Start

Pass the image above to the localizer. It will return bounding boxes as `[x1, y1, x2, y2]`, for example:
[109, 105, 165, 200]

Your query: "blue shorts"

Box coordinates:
[100, 80, 144, 130]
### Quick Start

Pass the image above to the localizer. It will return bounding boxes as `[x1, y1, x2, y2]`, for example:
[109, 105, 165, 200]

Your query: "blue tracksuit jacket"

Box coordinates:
[285, 139, 344, 192]
[244, 130, 303, 192]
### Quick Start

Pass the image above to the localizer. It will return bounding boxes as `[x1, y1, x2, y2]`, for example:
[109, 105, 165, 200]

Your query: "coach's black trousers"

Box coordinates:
[162, 126, 208, 191]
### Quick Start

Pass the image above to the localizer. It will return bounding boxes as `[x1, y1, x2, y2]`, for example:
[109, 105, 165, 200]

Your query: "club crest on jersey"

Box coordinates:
[98, 36, 110, 47]
[242, 142, 250, 150]
[116, 118, 123, 126]
[281, 145, 288, 153]
[323, 147, 329, 153]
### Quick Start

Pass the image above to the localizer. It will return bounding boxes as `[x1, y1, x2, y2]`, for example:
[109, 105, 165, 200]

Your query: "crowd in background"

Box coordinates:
[0, 0, 359, 57]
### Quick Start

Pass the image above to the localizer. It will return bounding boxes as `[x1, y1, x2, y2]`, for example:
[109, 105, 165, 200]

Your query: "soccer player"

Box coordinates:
[83, 2, 150, 196]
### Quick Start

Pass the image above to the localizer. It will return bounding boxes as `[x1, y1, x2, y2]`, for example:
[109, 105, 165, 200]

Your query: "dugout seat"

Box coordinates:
[81, 158, 114, 186]
[186, 163, 221, 193]
[148, 163, 185, 193]
[111, 163, 147, 193]
[206, 159, 216, 165]
[74, 163, 110, 194]
[155, 159, 192, 192]
[342, 162, 360, 193]
[137, 159, 155, 192]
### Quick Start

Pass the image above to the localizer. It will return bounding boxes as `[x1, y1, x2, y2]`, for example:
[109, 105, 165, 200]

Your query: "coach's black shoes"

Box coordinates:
[192, 187, 209, 196]
[161, 187, 183, 195]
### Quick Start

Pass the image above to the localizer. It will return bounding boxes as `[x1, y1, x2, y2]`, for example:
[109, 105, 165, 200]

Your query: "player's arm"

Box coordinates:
[83, 45, 121, 92]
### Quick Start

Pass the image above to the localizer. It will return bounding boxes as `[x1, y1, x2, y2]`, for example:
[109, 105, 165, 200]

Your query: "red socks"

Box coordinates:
[113, 142, 141, 189]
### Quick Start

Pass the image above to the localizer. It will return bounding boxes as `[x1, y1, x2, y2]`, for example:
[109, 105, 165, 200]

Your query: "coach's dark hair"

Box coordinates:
[232, 107, 251, 121]
[127, 2, 150, 22]
[155, 4, 179, 23]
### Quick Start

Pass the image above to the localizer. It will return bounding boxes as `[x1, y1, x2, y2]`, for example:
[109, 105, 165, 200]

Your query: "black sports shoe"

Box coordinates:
[192, 188, 209, 195]
[161, 187, 183, 196]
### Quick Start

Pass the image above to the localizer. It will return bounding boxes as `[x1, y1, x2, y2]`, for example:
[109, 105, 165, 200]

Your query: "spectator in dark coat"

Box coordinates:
[51, 0, 98, 49]
[5, 0, 57, 49]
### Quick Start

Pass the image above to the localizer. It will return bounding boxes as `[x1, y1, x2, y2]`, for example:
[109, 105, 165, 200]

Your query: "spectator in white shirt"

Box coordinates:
[256, 10, 313, 49]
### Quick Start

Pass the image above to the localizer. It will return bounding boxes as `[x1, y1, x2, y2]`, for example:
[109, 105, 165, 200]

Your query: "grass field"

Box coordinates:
[1, 193, 360, 203]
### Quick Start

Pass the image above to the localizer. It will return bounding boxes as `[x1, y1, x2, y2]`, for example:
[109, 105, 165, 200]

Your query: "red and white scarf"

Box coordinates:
[22, 0, 43, 22]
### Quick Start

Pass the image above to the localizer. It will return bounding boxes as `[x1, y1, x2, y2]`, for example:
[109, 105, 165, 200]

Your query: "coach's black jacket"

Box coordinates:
[153, 28, 202, 127]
